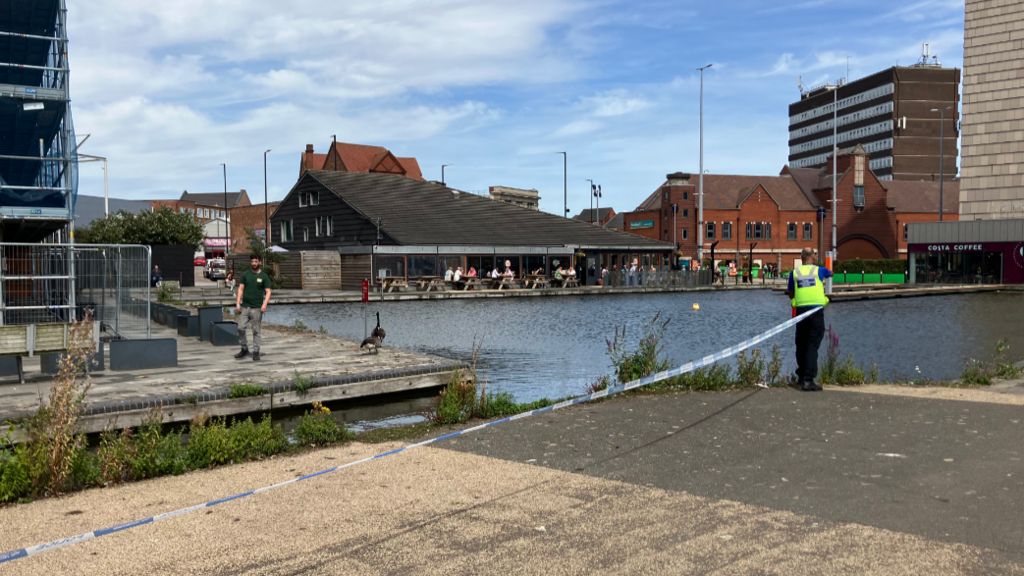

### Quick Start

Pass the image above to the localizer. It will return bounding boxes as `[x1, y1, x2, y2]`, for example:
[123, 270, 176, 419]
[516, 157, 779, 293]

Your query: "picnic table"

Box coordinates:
[460, 277, 484, 290]
[524, 274, 550, 289]
[562, 276, 580, 288]
[379, 277, 408, 293]
[414, 276, 447, 292]
[493, 276, 518, 290]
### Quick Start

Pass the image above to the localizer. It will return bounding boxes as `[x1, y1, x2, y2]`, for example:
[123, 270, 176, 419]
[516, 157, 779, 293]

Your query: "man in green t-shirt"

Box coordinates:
[235, 255, 273, 361]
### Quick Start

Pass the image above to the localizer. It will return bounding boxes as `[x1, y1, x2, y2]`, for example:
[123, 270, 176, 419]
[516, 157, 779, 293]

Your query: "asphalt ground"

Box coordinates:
[1, 386, 1022, 575]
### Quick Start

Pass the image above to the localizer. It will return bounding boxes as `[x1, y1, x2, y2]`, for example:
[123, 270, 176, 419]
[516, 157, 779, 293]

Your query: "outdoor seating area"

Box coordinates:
[373, 274, 585, 293]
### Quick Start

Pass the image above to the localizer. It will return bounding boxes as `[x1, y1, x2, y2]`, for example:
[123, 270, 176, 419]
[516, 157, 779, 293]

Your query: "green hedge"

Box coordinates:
[835, 258, 906, 274]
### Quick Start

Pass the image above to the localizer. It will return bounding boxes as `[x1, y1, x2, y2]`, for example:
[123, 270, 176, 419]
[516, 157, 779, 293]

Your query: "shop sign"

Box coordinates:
[925, 243, 983, 252]
[204, 238, 227, 247]
[629, 220, 655, 230]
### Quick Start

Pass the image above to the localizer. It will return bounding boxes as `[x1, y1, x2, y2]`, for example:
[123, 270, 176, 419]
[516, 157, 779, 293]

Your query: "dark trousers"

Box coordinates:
[794, 308, 825, 384]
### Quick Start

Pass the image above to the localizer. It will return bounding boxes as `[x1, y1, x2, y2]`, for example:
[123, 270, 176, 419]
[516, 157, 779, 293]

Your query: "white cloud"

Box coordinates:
[584, 90, 651, 117]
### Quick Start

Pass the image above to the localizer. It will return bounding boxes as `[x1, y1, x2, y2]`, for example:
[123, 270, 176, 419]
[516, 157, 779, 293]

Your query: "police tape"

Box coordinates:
[0, 306, 822, 565]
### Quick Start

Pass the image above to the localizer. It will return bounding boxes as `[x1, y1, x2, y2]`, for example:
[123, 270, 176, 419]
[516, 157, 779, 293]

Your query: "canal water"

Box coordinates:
[267, 290, 1024, 403]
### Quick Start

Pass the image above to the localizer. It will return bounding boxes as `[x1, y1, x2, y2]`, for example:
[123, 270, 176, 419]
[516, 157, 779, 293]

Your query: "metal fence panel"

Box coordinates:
[0, 243, 151, 339]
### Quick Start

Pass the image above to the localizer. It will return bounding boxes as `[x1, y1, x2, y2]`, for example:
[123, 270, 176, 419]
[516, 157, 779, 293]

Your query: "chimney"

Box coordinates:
[305, 144, 314, 153]
[666, 172, 692, 186]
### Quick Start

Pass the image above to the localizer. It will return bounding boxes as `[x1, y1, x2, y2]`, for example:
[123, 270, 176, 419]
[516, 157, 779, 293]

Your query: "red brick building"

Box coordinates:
[623, 146, 958, 270]
[150, 190, 252, 256]
[228, 202, 280, 253]
[300, 141, 423, 180]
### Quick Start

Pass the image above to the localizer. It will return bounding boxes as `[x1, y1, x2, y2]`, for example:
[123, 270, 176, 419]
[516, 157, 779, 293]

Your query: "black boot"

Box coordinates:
[234, 347, 249, 359]
[252, 351, 261, 361]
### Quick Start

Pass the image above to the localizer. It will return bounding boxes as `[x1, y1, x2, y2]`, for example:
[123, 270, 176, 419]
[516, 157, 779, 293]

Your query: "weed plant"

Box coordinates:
[228, 383, 266, 399]
[294, 402, 348, 446]
[292, 372, 314, 395]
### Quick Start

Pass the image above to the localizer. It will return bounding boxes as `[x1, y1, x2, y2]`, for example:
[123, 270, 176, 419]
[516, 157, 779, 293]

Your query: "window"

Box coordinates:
[683, 192, 689, 200]
[280, 220, 293, 242]
[316, 216, 333, 237]
[302, 227, 309, 242]
[745, 222, 752, 240]
[903, 223, 908, 240]
[299, 193, 307, 208]
[787, 223, 797, 240]
[802, 223, 813, 240]
[723, 222, 732, 240]
[683, 208, 689, 218]
[706, 222, 716, 240]
[766, 223, 772, 239]
[682, 229, 688, 240]
[853, 185, 865, 209]
[309, 191, 319, 206]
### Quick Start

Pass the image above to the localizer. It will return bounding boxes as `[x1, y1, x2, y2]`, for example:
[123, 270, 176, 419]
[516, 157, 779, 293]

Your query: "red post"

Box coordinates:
[361, 278, 369, 303]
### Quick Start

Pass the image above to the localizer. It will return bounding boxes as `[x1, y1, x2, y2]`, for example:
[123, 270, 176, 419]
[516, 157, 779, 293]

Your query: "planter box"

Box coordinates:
[177, 314, 199, 337]
[210, 321, 239, 346]
[198, 306, 223, 342]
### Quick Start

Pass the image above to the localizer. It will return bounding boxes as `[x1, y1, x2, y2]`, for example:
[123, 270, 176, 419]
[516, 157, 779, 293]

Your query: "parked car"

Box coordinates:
[205, 258, 227, 280]
[194, 255, 207, 267]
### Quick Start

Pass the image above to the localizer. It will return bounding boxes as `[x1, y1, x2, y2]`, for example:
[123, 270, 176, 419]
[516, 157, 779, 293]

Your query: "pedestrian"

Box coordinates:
[785, 247, 832, 391]
[150, 265, 163, 288]
[235, 254, 273, 361]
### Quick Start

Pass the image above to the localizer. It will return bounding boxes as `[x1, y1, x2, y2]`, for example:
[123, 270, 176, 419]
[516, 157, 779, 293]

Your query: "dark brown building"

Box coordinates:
[789, 64, 960, 182]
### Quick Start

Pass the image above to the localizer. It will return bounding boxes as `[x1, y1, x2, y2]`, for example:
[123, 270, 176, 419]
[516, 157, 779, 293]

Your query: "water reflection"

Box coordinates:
[267, 291, 1024, 402]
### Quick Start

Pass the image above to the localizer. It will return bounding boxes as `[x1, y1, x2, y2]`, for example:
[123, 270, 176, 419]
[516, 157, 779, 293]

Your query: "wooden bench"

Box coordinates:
[461, 277, 484, 291]
[563, 277, 579, 288]
[0, 322, 97, 383]
[494, 277, 518, 290]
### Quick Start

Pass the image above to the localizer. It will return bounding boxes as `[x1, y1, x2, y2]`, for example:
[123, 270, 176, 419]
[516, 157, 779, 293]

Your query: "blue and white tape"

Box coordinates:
[0, 307, 820, 565]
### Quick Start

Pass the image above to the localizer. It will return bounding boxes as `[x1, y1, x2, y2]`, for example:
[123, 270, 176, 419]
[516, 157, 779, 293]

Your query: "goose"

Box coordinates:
[360, 334, 381, 354]
[371, 311, 386, 343]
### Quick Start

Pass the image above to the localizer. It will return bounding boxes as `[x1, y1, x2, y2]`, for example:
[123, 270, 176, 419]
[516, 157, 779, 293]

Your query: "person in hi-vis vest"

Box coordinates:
[784, 248, 832, 391]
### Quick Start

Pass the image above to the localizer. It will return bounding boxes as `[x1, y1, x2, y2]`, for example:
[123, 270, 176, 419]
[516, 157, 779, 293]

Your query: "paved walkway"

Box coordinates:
[1, 385, 1022, 574]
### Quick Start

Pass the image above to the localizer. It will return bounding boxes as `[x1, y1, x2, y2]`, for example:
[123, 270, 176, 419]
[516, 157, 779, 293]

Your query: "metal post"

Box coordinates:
[146, 245, 151, 338]
[115, 247, 122, 335]
[442, 164, 449, 186]
[102, 158, 109, 217]
[595, 184, 601, 226]
[264, 149, 271, 247]
[586, 179, 594, 223]
[697, 63, 712, 265]
[828, 81, 839, 295]
[221, 163, 229, 256]
[559, 152, 568, 217]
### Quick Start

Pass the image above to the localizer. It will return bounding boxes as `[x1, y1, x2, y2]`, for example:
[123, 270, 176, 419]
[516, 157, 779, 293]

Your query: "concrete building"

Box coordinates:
[788, 61, 960, 182]
[150, 190, 251, 257]
[960, 0, 1024, 220]
[489, 186, 540, 211]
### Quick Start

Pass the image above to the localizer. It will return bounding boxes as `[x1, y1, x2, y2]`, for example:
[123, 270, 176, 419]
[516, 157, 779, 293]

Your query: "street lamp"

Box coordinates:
[221, 163, 229, 256]
[697, 63, 712, 265]
[594, 183, 602, 225]
[263, 149, 271, 247]
[78, 153, 108, 217]
[586, 179, 594, 223]
[930, 107, 951, 221]
[441, 164, 450, 186]
[558, 151, 567, 217]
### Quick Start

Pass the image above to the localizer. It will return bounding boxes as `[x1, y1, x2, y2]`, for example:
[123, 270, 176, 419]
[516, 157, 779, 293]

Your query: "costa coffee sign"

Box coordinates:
[925, 243, 983, 252]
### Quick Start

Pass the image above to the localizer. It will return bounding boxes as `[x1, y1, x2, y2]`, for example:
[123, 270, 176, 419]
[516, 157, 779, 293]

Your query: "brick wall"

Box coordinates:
[229, 203, 280, 253]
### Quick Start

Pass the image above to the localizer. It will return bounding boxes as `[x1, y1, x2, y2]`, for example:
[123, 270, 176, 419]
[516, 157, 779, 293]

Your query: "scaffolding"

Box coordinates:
[0, 0, 76, 242]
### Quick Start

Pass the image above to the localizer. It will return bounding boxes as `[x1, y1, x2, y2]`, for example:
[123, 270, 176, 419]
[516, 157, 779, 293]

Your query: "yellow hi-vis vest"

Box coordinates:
[791, 265, 829, 308]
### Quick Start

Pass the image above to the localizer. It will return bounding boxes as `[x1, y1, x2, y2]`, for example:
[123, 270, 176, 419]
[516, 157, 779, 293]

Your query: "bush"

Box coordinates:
[960, 358, 992, 387]
[294, 403, 348, 446]
[436, 369, 477, 425]
[606, 315, 670, 385]
[230, 416, 288, 459]
[0, 445, 34, 503]
[187, 418, 237, 468]
[736, 349, 766, 388]
[666, 364, 735, 391]
[835, 258, 906, 274]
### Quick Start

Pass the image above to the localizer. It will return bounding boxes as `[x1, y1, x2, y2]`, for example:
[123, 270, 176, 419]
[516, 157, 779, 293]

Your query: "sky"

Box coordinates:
[66, 0, 965, 217]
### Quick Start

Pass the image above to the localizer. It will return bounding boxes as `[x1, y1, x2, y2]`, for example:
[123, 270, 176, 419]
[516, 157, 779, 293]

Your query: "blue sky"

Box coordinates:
[67, 0, 964, 216]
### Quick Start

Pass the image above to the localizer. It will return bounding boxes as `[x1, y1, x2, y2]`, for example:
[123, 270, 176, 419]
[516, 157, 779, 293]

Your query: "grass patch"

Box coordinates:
[292, 372, 315, 395]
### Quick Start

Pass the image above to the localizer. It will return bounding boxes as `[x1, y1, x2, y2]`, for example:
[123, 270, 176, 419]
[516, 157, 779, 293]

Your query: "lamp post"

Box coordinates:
[586, 179, 594, 223]
[594, 184, 602, 225]
[558, 151, 567, 217]
[263, 149, 271, 246]
[441, 164, 449, 186]
[697, 63, 712, 265]
[930, 107, 950, 221]
[331, 134, 337, 171]
[221, 163, 229, 256]
[78, 153, 108, 217]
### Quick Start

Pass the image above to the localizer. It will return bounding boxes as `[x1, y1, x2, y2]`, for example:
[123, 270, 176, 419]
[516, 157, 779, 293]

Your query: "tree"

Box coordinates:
[77, 207, 204, 247]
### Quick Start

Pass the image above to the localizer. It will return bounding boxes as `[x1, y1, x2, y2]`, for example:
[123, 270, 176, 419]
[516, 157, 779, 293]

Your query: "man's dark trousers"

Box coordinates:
[795, 307, 825, 384]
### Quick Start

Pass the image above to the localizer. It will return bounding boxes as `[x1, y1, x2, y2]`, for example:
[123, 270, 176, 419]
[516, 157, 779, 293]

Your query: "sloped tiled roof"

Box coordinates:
[180, 191, 247, 208]
[886, 180, 960, 214]
[305, 170, 672, 249]
[638, 174, 817, 212]
[604, 212, 625, 231]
